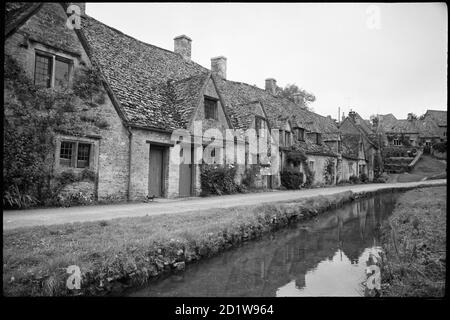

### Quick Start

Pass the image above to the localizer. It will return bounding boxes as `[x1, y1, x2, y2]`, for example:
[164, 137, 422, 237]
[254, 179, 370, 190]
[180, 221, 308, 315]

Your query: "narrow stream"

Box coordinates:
[128, 192, 398, 297]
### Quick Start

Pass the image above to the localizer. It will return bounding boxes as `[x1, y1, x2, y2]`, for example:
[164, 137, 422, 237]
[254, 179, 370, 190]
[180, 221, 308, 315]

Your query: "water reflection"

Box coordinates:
[128, 193, 397, 297]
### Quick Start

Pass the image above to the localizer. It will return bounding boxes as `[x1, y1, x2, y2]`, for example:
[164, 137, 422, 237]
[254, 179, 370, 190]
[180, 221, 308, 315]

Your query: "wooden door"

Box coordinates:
[149, 146, 164, 197]
[179, 144, 193, 197]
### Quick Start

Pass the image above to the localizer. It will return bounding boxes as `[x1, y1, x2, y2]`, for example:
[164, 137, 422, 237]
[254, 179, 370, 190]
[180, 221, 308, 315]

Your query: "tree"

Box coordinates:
[277, 84, 316, 111]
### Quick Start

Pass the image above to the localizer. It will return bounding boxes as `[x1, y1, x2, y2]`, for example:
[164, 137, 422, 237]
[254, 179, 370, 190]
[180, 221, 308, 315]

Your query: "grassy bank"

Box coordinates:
[380, 186, 446, 297]
[3, 184, 445, 296]
[3, 191, 354, 296]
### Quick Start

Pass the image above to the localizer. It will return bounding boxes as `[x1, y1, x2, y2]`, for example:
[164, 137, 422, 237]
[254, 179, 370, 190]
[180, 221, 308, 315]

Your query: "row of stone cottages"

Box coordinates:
[4, 2, 379, 202]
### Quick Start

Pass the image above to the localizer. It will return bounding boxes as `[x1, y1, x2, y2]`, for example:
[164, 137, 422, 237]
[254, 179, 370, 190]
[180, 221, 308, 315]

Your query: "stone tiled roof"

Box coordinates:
[5, 2, 42, 36]
[292, 139, 338, 157]
[81, 15, 210, 130]
[425, 110, 447, 127]
[214, 77, 292, 130]
[352, 112, 374, 135]
[416, 118, 441, 138]
[376, 113, 441, 138]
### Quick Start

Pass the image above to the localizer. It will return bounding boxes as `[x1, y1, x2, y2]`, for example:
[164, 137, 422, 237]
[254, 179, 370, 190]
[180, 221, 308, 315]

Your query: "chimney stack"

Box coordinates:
[348, 110, 356, 122]
[211, 56, 227, 79]
[407, 113, 414, 121]
[265, 78, 277, 95]
[174, 35, 192, 61]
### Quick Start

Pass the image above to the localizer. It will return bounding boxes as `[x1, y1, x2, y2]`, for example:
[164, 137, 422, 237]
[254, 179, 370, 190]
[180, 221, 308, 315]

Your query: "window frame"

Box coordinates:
[204, 96, 219, 120]
[58, 140, 93, 169]
[285, 131, 291, 147]
[34, 50, 73, 89]
[295, 128, 305, 141]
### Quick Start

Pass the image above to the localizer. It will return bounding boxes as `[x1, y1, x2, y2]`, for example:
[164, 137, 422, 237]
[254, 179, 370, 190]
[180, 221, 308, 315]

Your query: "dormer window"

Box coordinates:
[204, 96, 218, 120]
[34, 51, 72, 88]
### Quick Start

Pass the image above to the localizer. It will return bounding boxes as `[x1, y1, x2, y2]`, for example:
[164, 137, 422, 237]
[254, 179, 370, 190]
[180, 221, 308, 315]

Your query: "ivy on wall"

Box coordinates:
[3, 55, 108, 208]
[322, 157, 335, 185]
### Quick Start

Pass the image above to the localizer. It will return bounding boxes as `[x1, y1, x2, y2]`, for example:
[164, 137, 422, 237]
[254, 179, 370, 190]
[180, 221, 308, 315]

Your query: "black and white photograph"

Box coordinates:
[2, 1, 447, 309]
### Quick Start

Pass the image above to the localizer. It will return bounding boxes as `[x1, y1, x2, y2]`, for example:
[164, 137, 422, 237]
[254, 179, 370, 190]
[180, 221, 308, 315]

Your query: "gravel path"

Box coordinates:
[3, 179, 446, 230]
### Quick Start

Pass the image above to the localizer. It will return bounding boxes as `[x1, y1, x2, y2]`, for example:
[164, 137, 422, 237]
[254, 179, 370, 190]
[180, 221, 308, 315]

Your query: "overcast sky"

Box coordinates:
[86, 3, 447, 120]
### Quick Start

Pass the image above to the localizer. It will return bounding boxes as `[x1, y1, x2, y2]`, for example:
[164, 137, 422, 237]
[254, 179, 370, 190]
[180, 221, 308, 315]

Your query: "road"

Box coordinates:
[3, 179, 446, 230]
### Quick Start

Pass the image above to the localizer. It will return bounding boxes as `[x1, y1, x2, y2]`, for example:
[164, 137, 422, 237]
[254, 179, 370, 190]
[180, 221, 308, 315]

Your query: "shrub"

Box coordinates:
[200, 164, 241, 196]
[242, 165, 260, 188]
[3, 185, 37, 209]
[433, 141, 446, 153]
[280, 167, 303, 189]
[359, 173, 368, 183]
[349, 175, 360, 184]
[286, 151, 307, 166]
[56, 191, 94, 207]
[81, 169, 96, 181]
[373, 172, 389, 183]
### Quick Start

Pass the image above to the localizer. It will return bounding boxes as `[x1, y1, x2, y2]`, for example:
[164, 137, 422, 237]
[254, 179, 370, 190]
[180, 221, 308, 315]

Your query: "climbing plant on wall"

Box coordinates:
[3, 55, 108, 208]
[323, 157, 335, 185]
[286, 147, 314, 187]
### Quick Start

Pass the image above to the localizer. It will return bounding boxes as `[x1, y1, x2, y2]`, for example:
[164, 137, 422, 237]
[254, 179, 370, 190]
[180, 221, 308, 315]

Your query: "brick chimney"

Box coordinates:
[265, 78, 277, 95]
[174, 35, 192, 61]
[211, 56, 227, 79]
[69, 2, 85, 16]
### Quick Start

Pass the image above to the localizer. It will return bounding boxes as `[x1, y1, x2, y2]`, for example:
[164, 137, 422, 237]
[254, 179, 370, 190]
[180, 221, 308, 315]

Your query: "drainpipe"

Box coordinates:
[127, 126, 133, 202]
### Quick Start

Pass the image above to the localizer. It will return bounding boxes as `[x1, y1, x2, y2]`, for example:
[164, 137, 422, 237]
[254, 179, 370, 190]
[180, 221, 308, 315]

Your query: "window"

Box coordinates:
[296, 128, 305, 141]
[59, 141, 91, 168]
[54, 58, 70, 88]
[34, 51, 72, 88]
[349, 162, 354, 175]
[285, 131, 291, 147]
[204, 97, 218, 120]
[34, 54, 52, 87]
[279, 130, 284, 147]
[317, 133, 322, 145]
[393, 139, 400, 146]
[309, 161, 314, 171]
[444, 131, 447, 137]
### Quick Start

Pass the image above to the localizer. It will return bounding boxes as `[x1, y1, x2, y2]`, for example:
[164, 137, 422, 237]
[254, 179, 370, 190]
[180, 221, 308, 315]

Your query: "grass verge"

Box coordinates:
[3, 191, 353, 296]
[3, 184, 445, 296]
[380, 186, 446, 297]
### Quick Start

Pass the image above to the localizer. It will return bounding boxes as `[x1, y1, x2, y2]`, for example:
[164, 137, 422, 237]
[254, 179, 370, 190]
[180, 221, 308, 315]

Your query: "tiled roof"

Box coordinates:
[214, 77, 292, 130]
[416, 118, 441, 138]
[5, 2, 42, 36]
[81, 15, 210, 130]
[291, 139, 338, 157]
[376, 113, 441, 138]
[425, 110, 447, 127]
[352, 112, 374, 135]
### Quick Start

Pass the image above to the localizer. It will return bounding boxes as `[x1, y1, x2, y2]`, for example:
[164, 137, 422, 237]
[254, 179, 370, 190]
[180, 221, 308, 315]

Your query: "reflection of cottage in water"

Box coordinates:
[129, 194, 398, 297]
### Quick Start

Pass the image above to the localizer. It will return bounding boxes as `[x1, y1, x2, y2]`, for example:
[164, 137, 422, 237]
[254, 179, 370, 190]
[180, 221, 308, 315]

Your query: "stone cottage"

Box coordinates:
[5, 2, 247, 202]
[5, 2, 375, 204]
[339, 111, 380, 180]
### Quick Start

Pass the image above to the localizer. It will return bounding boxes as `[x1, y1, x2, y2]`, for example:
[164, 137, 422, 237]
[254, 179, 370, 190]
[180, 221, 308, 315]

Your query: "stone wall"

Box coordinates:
[5, 3, 131, 202]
